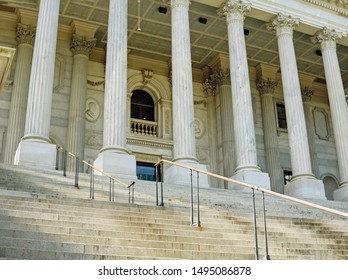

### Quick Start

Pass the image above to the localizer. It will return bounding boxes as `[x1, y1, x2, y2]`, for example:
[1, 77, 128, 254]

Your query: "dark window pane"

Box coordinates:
[136, 162, 157, 182]
[131, 90, 155, 121]
[276, 103, 287, 129]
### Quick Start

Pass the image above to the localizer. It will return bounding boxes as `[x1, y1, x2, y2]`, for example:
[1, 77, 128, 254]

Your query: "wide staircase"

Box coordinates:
[0, 163, 347, 260]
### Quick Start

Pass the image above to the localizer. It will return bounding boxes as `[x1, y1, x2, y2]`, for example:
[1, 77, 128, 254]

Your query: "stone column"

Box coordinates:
[66, 34, 96, 171]
[268, 13, 325, 199]
[165, 0, 209, 187]
[211, 69, 235, 181]
[218, 0, 270, 190]
[202, 78, 218, 187]
[256, 65, 283, 193]
[15, 0, 60, 169]
[4, 23, 35, 164]
[312, 27, 348, 201]
[94, 0, 136, 180]
[300, 82, 320, 178]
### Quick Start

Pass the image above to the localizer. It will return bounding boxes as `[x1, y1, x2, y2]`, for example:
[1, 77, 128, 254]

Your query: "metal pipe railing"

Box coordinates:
[57, 148, 135, 204]
[155, 158, 348, 260]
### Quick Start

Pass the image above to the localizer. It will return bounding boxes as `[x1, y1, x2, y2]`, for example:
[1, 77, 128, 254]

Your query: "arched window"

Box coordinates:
[131, 90, 155, 121]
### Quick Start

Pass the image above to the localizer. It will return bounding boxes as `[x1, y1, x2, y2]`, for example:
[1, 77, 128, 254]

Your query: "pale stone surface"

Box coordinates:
[94, 0, 136, 177]
[166, 0, 209, 187]
[312, 27, 348, 201]
[219, 1, 270, 190]
[15, 0, 60, 168]
[268, 13, 326, 199]
[4, 24, 35, 164]
[14, 140, 56, 170]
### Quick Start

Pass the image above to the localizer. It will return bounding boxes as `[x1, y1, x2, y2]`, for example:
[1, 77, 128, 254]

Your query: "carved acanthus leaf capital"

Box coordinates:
[210, 68, 230, 86]
[217, 0, 251, 22]
[256, 78, 278, 95]
[16, 23, 36, 46]
[202, 79, 217, 97]
[71, 34, 96, 57]
[311, 27, 344, 45]
[301, 86, 314, 102]
[267, 13, 300, 36]
[170, 0, 191, 9]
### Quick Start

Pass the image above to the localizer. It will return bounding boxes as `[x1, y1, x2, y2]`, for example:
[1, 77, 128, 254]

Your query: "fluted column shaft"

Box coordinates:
[203, 79, 218, 184]
[313, 28, 348, 188]
[66, 35, 96, 171]
[23, 0, 60, 140]
[102, 0, 128, 152]
[171, 0, 196, 162]
[4, 24, 35, 164]
[301, 87, 320, 178]
[219, 1, 259, 172]
[269, 14, 313, 178]
[257, 78, 283, 192]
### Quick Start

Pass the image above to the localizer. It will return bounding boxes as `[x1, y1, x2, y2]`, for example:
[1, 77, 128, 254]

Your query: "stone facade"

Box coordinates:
[0, 0, 347, 201]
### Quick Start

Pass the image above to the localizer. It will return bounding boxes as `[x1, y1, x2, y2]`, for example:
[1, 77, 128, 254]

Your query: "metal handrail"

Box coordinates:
[57, 147, 135, 203]
[155, 159, 348, 219]
[155, 158, 348, 260]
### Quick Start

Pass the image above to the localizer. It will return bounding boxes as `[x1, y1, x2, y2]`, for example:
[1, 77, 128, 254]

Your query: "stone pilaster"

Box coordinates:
[202, 78, 218, 187]
[218, 0, 270, 190]
[4, 23, 35, 164]
[268, 13, 326, 199]
[165, 0, 209, 187]
[312, 27, 348, 201]
[15, 0, 61, 170]
[300, 82, 320, 179]
[211, 68, 235, 182]
[66, 34, 96, 171]
[94, 0, 136, 180]
[256, 74, 283, 193]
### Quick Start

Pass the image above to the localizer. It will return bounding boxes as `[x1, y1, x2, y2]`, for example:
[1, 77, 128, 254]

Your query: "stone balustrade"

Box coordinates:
[130, 118, 158, 137]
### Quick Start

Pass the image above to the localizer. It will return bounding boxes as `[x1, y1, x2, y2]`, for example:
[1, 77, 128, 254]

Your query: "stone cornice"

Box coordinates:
[300, 0, 348, 17]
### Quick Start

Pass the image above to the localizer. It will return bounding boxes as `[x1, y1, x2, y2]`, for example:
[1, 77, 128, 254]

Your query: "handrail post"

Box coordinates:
[90, 167, 94, 200]
[252, 189, 259, 260]
[109, 178, 112, 202]
[190, 169, 194, 226]
[196, 171, 201, 227]
[262, 191, 271, 260]
[112, 179, 115, 202]
[160, 161, 164, 206]
[55, 147, 60, 170]
[75, 156, 79, 188]
[132, 183, 135, 204]
[155, 163, 159, 206]
[63, 149, 67, 177]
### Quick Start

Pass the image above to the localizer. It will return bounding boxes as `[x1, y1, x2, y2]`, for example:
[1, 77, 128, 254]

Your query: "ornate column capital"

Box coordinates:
[301, 86, 314, 102]
[210, 68, 230, 86]
[16, 23, 36, 46]
[267, 13, 300, 37]
[311, 27, 345, 51]
[71, 34, 96, 57]
[202, 79, 217, 97]
[170, 0, 190, 9]
[217, 0, 251, 23]
[256, 78, 278, 96]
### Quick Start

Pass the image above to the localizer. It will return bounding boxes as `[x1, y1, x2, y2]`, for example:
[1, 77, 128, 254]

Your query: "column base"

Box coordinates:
[333, 183, 348, 201]
[94, 150, 137, 182]
[165, 160, 210, 188]
[14, 139, 57, 170]
[229, 170, 271, 191]
[284, 175, 326, 200]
